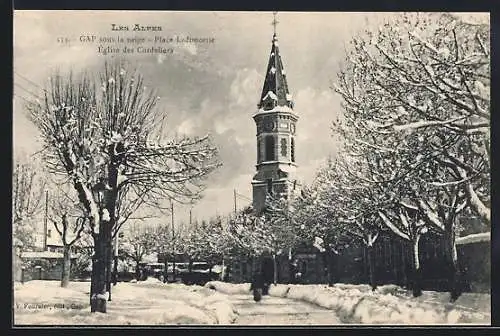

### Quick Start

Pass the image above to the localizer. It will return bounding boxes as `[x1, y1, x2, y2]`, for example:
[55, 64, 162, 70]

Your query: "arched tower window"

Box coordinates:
[265, 135, 275, 161]
[291, 137, 295, 162]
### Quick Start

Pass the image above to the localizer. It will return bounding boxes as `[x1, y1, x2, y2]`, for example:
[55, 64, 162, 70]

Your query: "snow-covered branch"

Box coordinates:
[455, 231, 490, 245]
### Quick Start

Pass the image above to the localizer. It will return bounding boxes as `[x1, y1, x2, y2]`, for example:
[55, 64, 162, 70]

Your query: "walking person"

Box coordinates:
[250, 272, 265, 302]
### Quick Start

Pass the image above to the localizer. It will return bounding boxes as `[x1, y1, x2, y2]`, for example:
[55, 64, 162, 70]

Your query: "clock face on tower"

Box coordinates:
[263, 118, 276, 132]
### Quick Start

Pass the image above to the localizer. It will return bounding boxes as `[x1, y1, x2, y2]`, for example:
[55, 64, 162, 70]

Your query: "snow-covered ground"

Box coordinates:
[205, 281, 490, 325]
[14, 278, 236, 325]
[229, 293, 342, 325]
[13, 279, 490, 325]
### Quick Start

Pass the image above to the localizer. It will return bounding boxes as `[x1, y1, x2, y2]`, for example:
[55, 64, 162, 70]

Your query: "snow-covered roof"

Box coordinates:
[33, 227, 78, 249]
[278, 165, 297, 174]
[21, 251, 76, 259]
[251, 179, 266, 184]
[262, 91, 278, 101]
[253, 105, 298, 118]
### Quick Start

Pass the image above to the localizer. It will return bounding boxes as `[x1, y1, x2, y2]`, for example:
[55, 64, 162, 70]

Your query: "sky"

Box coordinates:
[13, 11, 488, 230]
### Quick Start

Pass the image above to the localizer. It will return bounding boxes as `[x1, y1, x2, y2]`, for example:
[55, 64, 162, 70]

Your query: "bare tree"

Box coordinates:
[183, 216, 223, 267]
[335, 13, 489, 222]
[264, 196, 300, 284]
[225, 200, 298, 285]
[316, 155, 386, 290]
[27, 60, 221, 313]
[155, 220, 187, 283]
[12, 157, 46, 251]
[47, 183, 86, 287]
[71, 231, 94, 280]
[120, 223, 157, 280]
[333, 12, 489, 299]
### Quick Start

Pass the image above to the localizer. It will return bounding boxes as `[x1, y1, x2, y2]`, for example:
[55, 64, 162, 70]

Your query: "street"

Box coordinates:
[227, 293, 342, 325]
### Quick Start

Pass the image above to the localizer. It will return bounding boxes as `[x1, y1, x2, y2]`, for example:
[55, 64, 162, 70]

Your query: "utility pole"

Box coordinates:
[43, 190, 48, 251]
[171, 198, 176, 282]
[233, 189, 237, 215]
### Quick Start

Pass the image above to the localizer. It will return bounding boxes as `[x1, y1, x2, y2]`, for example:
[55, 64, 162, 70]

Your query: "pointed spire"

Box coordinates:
[258, 12, 294, 111]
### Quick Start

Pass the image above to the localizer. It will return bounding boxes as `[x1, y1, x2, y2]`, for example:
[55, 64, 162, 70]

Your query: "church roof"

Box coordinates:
[258, 33, 294, 110]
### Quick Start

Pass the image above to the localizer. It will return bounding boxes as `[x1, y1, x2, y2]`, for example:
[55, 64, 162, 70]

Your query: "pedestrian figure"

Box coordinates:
[250, 272, 265, 302]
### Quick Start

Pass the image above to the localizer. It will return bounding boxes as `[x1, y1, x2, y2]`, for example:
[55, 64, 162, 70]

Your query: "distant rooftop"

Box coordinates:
[21, 251, 76, 259]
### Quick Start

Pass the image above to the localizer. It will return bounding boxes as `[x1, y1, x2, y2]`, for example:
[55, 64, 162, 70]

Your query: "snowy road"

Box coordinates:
[228, 293, 342, 325]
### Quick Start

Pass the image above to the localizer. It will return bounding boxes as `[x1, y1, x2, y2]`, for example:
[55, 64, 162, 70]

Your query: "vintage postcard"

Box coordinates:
[13, 10, 490, 326]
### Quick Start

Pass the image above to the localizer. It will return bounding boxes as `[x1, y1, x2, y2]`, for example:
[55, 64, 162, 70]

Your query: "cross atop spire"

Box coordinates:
[272, 11, 279, 38]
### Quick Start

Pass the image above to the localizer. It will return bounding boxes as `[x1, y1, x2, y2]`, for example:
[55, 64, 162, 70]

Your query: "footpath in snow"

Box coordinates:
[14, 278, 236, 325]
[205, 281, 490, 325]
[225, 293, 342, 325]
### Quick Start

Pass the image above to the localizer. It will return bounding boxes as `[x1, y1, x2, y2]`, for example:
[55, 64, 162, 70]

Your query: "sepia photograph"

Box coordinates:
[12, 10, 490, 326]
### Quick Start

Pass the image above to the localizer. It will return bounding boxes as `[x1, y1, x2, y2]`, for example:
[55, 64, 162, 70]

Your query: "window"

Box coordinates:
[291, 138, 295, 162]
[281, 138, 287, 157]
[267, 179, 273, 195]
[265, 135, 275, 161]
[47, 229, 52, 238]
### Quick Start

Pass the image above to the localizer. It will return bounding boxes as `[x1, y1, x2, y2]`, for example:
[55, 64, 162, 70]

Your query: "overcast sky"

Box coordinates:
[13, 11, 488, 229]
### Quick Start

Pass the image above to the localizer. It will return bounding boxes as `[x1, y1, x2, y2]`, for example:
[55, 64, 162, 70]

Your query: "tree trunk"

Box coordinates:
[113, 255, 118, 286]
[135, 261, 141, 281]
[449, 241, 462, 302]
[323, 251, 330, 286]
[89, 232, 99, 306]
[106, 238, 112, 301]
[412, 235, 423, 298]
[326, 250, 337, 287]
[221, 257, 225, 281]
[402, 242, 411, 289]
[445, 218, 462, 302]
[367, 245, 377, 291]
[90, 252, 97, 306]
[90, 232, 107, 313]
[172, 256, 176, 283]
[272, 254, 278, 285]
[61, 245, 71, 288]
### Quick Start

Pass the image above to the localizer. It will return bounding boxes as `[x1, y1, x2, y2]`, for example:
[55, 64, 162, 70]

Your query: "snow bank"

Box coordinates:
[205, 281, 490, 325]
[14, 282, 24, 291]
[205, 281, 251, 295]
[14, 280, 236, 325]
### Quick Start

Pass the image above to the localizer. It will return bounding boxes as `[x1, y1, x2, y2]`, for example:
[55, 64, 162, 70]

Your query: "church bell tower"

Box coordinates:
[252, 13, 298, 214]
